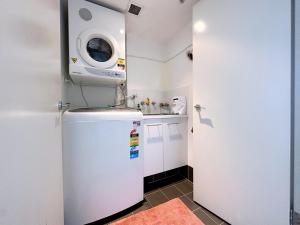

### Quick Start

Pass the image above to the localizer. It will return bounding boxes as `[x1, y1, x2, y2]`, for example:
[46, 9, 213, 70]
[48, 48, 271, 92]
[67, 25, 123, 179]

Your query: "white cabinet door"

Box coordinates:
[144, 123, 164, 177]
[163, 120, 187, 171]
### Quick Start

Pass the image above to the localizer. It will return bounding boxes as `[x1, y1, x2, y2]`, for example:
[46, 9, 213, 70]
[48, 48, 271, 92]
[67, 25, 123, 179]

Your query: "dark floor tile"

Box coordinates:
[200, 206, 224, 225]
[294, 211, 300, 225]
[132, 201, 151, 214]
[179, 196, 199, 211]
[144, 188, 158, 196]
[161, 185, 183, 200]
[186, 192, 193, 201]
[175, 179, 193, 194]
[194, 209, 217, 225]
[145, 190, 168, 207]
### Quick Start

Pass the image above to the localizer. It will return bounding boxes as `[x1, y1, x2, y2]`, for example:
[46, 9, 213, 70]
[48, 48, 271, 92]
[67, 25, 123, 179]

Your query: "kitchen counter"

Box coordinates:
[143, 114, 188, 119]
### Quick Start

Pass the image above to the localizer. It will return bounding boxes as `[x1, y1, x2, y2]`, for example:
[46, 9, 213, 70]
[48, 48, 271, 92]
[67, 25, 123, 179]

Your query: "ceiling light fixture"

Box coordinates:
[194, 20, 207, 33]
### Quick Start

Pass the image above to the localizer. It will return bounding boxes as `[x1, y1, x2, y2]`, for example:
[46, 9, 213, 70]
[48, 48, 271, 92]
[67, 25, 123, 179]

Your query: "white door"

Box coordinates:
[0, 1, 63, 225]
[193, 1, 291, 225]
[294, 0, 300, 215]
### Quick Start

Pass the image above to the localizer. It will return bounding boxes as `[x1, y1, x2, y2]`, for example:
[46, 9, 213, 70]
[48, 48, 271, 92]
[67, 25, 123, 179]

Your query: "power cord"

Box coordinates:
[80, 85, 89, 108]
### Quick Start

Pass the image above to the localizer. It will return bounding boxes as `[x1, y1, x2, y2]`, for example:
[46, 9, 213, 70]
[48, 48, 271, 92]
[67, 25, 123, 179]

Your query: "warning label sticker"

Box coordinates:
[117, 58, 126, 71]
[71, 57, 78, 63]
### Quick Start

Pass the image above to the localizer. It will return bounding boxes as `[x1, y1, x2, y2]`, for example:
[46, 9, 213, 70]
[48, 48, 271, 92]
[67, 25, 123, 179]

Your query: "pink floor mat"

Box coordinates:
[111, 198, 205, 225]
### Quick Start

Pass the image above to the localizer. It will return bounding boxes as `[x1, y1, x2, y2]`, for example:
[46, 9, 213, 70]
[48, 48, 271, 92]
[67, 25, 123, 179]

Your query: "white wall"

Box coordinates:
[295, 0, 300, 214]
[0, 0, 63, 225]
[64, 83, 116, 108]
[163, 23, 194, 167]
[126, 35, 166, 114]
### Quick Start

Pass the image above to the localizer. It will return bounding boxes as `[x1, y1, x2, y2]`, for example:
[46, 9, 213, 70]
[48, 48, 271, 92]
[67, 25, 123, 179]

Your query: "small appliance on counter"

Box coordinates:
[171, 96, 187, 115]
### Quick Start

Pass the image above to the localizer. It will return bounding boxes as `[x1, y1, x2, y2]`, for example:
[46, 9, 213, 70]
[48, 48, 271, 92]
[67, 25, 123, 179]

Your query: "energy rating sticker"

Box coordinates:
[130, 129, 139, 159]
[130, 146, 139, 159]
[130, 133, 139, 147]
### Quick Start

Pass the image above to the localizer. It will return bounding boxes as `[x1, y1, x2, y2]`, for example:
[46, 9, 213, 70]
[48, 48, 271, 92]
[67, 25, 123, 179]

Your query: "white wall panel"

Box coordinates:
[0, 0, 63, 224]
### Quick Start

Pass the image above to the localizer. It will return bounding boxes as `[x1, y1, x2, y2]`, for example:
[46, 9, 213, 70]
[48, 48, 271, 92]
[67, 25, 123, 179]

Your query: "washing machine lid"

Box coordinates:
[64, 107, 143, 122]
[77, 29, 120, 69]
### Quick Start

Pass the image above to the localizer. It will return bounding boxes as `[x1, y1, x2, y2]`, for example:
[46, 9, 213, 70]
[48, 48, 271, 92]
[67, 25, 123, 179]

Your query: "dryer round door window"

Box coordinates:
[78, 30, 120, 69]
[87, 38, 112, 62]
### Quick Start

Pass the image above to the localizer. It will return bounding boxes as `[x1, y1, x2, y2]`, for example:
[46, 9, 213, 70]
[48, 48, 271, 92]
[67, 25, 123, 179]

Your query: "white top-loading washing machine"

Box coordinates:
[63, 108, 143, 225]
[68, 0, 126, 86]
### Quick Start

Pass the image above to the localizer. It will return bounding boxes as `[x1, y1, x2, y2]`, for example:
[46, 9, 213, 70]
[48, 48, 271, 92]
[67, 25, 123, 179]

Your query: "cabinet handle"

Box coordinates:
[146, 123, 163, 127]
[167, 123, 180, 125]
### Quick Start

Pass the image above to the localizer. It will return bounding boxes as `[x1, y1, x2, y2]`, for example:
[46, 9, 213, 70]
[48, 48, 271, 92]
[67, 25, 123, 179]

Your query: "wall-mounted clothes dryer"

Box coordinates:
[68, 0, 126, 86]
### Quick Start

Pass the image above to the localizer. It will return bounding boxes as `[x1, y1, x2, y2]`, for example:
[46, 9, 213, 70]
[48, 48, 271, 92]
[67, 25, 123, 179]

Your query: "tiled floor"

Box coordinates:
[109, 179, 229, 225]
[294, 212, 300, 225]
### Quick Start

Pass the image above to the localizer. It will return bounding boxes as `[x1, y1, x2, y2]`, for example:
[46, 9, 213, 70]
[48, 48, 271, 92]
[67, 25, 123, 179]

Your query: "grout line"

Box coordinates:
[160, 183, 176, 191]
[144, 189, 160, 197]
[185, 178, 194, 185]
[173, 184, 186, 196]
[160, 180, 183, 190]
[182, 192, 193, 200]
[185, 191, 193, 196]
[192, 207, 201, 212]
[159, 189, 170, 200]
[180, 191, 200, 211]
[145, 197, 153, 208]
[201, 207, 222, 225]
[160, 184, 185, 199]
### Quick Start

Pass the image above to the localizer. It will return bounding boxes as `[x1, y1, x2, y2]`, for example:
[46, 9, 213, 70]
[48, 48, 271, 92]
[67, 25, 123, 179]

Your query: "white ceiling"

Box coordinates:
[93, 0, 199, 44]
